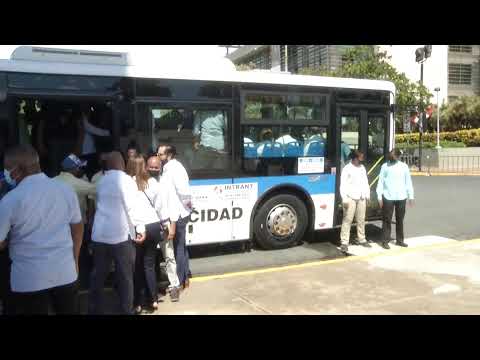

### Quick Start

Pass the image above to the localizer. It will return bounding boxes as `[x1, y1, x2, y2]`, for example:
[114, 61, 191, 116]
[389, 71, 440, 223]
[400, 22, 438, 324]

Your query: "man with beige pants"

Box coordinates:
[339, 150, 372, 253]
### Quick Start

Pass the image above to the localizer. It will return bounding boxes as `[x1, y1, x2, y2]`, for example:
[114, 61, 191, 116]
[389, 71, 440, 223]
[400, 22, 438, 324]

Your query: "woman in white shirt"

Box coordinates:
[126, 154, 164, 313]
[339, 150, 372, 253]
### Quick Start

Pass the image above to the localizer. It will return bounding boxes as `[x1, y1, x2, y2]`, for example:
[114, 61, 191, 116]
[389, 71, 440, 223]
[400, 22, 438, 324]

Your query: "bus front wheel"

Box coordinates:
[253, 194, 308, 250]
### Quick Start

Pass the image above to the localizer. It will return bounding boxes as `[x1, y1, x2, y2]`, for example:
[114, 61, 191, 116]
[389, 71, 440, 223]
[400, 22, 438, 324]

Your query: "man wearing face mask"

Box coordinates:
[146, 155, 181, 300]
[339, 150, 372, 253]
[376, 148, 414, 249]
[0, 145, 84, 314]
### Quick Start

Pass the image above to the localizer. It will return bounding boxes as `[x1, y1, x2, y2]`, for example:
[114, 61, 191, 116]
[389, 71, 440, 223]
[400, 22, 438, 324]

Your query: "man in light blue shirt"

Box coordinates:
[0, 145, 84, 314]
[376, 148, 414, 249]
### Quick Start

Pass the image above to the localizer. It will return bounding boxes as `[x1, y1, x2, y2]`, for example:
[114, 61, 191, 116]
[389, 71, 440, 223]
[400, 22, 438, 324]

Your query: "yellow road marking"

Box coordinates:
[191, 238, 480, 283]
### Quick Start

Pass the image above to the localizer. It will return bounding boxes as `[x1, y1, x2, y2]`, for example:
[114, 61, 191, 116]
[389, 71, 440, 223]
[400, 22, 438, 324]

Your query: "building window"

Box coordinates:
[448, 63, 472, 85]
[243, 94, 327, 122]
[242, 47, 272, 70]
[449, 45, 473, 53]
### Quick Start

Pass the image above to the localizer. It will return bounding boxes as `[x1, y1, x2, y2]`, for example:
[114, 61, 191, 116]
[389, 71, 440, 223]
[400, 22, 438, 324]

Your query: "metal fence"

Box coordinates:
[400, 153, 480, 174]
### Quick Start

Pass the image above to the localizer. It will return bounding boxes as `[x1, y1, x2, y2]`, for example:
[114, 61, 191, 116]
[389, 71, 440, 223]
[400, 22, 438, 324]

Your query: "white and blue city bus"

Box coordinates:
[0, 46, 395, 251]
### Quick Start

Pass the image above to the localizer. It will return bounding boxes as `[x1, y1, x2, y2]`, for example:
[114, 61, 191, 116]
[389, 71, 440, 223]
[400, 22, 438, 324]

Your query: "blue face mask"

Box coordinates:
[4, 168, 17, 187]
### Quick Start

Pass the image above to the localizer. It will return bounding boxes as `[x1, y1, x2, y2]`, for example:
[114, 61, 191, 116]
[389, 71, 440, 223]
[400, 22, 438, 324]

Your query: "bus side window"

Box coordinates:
[241, 125, 329, 176]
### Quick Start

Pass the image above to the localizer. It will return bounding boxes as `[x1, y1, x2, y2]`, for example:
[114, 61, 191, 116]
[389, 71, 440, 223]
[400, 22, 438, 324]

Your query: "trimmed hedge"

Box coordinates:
[395, 129, 480, 147]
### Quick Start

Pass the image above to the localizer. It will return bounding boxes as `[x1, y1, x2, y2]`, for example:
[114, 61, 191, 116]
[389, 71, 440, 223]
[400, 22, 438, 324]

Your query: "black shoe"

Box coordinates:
[381, 242, 390, 250]
[170, 287, 180, 302]
[396, 242, 408, 247]
[360, 242, 372, 248]
[340, 245, 349, 253]
[350, 240, 361, 246]
[367, 239, 374, 244]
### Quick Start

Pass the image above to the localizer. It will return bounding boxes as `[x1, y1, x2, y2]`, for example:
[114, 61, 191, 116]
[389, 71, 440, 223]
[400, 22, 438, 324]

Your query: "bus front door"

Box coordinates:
[338, 107, 389, 220]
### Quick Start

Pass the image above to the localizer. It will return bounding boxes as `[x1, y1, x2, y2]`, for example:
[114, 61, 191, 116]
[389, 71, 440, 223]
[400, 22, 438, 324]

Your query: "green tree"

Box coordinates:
[299, 46, 433, 133]
[440, 96, 480, 131]
[236, 62, 256, 71]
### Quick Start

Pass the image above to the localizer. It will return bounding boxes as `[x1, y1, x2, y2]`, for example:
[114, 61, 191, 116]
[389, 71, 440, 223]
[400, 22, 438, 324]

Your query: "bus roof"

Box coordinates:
[0, 46, 396, 94]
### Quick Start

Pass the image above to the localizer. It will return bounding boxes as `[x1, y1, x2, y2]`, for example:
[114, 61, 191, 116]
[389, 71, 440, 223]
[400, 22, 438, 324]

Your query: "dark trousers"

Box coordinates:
[134, 223, 162, 306]
[89, 240, 135, 315]
[10, 281, 78, 315]
[382, 197, 407, 243]
[0, 250, 11, 315]
[173, 216, 191, 286]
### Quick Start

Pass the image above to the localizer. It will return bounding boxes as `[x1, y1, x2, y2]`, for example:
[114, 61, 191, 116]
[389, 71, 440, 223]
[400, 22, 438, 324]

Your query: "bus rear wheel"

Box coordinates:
[253, 194, 308, 250]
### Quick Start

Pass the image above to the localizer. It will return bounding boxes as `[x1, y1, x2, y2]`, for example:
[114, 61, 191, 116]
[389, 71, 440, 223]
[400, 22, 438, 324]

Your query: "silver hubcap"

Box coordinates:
[266, 204, 298, 238]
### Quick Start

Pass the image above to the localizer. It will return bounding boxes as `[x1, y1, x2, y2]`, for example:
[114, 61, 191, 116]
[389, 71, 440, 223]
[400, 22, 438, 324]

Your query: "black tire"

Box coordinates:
[253, 194, 308, 250]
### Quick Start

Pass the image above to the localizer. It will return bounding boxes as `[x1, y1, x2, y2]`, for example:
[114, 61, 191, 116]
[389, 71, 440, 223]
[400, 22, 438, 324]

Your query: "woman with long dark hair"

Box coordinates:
[126, 154, 163, 313]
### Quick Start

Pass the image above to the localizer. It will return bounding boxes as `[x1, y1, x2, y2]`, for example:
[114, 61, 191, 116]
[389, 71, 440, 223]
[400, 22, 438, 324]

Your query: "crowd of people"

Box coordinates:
[0, 142, 192, 315]
[0, 118, 414, 314]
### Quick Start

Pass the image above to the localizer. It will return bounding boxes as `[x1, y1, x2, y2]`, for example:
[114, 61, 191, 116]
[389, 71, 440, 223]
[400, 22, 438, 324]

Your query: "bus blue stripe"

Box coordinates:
[190, 174, 336, 196]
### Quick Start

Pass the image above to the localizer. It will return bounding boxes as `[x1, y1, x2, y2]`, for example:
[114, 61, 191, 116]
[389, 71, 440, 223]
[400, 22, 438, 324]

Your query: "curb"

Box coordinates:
[190, 238, 480, 283]
[411, 171, 480, 176]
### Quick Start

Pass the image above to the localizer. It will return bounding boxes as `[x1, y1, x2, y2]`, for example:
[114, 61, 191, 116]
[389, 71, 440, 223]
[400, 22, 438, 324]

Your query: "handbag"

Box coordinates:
[142, 190, 167, 244]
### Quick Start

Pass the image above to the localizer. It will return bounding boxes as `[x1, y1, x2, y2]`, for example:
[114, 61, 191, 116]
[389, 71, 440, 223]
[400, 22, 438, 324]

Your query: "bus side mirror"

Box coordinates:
[390, 104, 397, 113]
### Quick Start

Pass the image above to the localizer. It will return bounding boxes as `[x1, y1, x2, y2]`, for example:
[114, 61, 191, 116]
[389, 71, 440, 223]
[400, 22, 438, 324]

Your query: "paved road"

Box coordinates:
[188, 176, 480, 277]
[152, 237, 480, 315]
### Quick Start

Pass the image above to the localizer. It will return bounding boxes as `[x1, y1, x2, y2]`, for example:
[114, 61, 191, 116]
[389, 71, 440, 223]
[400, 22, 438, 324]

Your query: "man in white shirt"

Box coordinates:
[89, 151, 145, 315]
[157, 144, 192, 289]
[339, 150, 372, 253]
[146, 155, 181, 300]
[0, 145, 84, 314]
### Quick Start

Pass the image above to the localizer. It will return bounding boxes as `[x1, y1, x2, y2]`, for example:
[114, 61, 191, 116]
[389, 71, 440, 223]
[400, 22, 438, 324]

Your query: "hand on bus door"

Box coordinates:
[378, 199, 383, 209]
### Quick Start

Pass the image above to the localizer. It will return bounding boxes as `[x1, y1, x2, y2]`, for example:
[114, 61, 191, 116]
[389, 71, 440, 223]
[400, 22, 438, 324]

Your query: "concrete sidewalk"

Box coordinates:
[148, 237, 480, 315]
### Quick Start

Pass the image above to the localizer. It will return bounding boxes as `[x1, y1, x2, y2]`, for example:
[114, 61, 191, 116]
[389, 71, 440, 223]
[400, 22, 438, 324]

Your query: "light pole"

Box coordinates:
[415, 45, 432, 171]
[434, 87, 441, 149]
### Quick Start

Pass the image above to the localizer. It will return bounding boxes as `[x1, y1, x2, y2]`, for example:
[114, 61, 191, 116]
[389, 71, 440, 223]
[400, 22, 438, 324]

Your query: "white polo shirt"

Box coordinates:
[151, 176, 182, 222]
[162, 159, 192, 221]
[0, 173, 81, 293]
[92, 170, 140, 244]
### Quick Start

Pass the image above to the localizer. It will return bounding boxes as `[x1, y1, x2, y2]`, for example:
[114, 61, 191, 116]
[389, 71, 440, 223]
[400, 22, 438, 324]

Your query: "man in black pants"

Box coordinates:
[376, 149, 415, 249]
[0, 145, 84, 315]
[89, 152, 145, 315]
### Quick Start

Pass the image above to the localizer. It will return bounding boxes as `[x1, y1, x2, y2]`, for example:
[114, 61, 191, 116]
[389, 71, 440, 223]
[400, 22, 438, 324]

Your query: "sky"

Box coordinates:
[0, 45, 228, 60]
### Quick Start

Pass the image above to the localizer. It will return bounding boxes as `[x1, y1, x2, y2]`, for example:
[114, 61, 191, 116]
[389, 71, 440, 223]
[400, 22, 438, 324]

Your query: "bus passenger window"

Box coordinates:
[192, 110, 229, 171]
[150, 107, 231, 177]
[241, 125, 328, 176]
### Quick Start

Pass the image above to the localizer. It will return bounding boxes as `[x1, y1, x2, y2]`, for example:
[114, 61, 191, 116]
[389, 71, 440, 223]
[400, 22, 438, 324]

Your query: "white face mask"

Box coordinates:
[4, 168, 17, 187]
